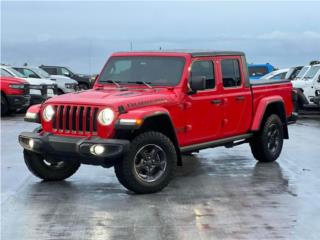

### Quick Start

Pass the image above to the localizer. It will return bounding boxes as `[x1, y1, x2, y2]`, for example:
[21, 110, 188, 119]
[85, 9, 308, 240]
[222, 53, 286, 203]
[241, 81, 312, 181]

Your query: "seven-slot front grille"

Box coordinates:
[52, 105, 99, 135]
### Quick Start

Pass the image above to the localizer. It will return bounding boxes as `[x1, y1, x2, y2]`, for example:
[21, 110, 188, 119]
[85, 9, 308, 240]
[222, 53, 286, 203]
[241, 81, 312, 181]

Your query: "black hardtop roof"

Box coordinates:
[115, 50, 245, 57]
[188, 50, 245, 57]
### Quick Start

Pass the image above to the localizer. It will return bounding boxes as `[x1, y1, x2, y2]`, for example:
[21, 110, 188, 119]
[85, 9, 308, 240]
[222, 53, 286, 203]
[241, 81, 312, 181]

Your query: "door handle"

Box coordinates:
[235, 96, 245, 101]
[211, 99, 222, 105]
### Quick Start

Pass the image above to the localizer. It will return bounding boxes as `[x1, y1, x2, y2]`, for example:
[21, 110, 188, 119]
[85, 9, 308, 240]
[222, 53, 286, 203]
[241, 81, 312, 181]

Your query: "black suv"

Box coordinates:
[39, 65, 93, 90]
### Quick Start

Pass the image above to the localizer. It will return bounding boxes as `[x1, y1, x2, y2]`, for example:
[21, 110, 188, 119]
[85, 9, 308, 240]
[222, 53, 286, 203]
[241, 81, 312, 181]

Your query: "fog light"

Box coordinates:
[29, 139, 34, 149]
[90, 144, 105, 155]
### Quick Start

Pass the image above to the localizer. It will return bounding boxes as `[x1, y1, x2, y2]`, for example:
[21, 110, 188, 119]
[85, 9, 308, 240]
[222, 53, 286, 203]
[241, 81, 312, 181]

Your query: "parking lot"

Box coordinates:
[0, 114, 319, 240]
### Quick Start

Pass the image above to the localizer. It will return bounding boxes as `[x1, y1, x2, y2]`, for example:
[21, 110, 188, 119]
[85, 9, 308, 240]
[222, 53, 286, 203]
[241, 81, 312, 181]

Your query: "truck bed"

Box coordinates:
[250, 79, 293, 119]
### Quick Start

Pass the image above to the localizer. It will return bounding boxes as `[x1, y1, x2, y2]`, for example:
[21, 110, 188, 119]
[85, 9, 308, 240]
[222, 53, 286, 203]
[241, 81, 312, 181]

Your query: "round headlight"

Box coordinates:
[43, 105, 55, 122]
[98, 108, 114, 126]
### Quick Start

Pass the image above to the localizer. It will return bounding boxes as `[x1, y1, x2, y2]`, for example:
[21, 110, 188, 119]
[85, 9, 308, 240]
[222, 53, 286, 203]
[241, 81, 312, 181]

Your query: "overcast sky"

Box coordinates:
[1, 1, 320, 74]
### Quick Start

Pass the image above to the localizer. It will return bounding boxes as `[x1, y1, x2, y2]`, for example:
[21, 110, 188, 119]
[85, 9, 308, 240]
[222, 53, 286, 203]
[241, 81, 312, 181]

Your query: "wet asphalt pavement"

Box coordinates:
[1, 115, 320, 240]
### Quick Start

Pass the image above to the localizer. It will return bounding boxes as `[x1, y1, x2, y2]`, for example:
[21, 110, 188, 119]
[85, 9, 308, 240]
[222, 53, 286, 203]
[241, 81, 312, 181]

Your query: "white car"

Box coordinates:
[260, 68, 289, 80]
[13, 67, 78, 95]
[0, 65, 57, 105]
[292, 64, 320, 107]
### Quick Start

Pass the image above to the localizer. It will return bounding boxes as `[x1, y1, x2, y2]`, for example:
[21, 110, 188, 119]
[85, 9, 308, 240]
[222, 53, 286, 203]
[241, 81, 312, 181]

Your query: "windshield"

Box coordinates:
[248, 66, 268, 77]
[6, 67, 26, 78]
[304, 66, 320, 79]
[98, 56, 186, 86]
[263, 70, 287, 80]
[295, 66, 310, 79]
[31, 67, 50, 78]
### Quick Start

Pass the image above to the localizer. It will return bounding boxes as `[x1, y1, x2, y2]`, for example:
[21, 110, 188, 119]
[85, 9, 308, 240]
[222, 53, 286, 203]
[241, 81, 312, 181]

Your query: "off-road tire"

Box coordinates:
[24, 150, 80, 181]
[1, 94, 9, 116]
[114, 131, 177, 194]
[250, 114, 284, 162]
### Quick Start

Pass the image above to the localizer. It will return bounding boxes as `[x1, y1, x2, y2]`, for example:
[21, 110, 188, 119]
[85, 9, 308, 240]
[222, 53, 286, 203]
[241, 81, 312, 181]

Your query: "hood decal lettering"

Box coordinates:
[127, 98, 167, 108]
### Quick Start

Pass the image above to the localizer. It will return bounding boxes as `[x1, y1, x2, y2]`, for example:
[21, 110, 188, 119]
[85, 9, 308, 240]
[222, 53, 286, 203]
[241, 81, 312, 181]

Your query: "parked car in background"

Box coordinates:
[260, 66, 303, 81]
[13, 67, 78, 95]
[292, 64, 320, 109]
[1, 76, 30, 116]
[248, 63, 275, 80]
[260, 68, 289, 80]
[0, 65, 57, 105]
[39, 65, 93, 90]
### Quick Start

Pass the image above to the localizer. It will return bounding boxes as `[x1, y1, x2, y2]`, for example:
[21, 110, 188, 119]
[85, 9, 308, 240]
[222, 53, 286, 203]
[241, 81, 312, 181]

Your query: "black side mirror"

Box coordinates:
[189, 75, 206, 93]
[318, 75, 320, 82]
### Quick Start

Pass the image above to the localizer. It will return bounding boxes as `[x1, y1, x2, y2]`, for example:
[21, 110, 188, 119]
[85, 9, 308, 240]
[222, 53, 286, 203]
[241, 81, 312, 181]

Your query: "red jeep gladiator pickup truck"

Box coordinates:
[1, 76, 30, 116]
[19, 51, 296, 193]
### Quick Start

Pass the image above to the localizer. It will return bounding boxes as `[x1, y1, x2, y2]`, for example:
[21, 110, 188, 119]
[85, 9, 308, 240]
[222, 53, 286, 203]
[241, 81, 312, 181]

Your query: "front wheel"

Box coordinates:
[114, 131, 177, 194]
[250, 114, 284, 162]
[24, 150, 80, 181]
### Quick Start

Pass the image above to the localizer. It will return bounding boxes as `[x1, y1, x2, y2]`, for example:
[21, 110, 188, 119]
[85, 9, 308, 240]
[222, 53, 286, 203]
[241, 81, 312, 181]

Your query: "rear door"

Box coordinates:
[218, 56, 252, 137]
[184, 57, 223, 145]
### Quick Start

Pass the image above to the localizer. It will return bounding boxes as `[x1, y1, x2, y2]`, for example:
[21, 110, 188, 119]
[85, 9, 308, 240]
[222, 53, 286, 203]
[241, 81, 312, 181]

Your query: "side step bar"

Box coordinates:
[180, 133, 253, 153]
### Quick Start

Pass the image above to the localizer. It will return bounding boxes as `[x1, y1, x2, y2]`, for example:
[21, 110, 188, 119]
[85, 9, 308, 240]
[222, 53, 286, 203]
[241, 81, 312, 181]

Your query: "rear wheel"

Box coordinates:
[114, 131, 177, 194]
[250, 114, 284, 162]
[24, 150, 80, 181]
[1, 94, 9, 116]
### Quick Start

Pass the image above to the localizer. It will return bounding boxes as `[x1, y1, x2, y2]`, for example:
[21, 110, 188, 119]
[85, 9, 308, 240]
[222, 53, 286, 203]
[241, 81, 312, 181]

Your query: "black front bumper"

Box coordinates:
[19, 132, 130, 167]
[30, 94, 52, 105]
[29, 84, 58, 105]
[6, 95, 30, 111]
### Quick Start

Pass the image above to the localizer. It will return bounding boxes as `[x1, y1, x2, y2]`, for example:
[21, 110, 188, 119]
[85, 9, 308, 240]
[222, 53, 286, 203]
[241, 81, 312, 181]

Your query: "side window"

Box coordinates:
[42, 67, 57, 75]
[1, 69, 13, 77]
[221, 59, 242, 88]
[190, 60, 215, 90]
[22, 69, 40, 78]
[60, 68, 71, 76]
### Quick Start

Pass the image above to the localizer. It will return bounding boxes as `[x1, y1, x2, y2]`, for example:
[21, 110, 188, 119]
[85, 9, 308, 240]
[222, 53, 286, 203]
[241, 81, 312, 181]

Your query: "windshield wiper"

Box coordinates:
[100, 79, 123, 88]
[127, 81, 153, 89]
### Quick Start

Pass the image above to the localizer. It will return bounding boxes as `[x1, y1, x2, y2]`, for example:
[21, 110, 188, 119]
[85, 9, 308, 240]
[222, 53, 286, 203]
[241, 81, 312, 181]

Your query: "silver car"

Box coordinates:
[13, 66, 78, 95]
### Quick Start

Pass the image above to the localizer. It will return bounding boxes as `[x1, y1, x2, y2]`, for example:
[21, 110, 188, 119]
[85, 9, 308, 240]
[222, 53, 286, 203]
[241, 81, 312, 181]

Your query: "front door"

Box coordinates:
[184, 58, 223, 145]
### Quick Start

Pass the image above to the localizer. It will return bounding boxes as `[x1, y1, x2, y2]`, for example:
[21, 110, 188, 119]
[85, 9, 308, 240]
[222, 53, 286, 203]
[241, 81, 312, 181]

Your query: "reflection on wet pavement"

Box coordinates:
[1, 116, 320, 240]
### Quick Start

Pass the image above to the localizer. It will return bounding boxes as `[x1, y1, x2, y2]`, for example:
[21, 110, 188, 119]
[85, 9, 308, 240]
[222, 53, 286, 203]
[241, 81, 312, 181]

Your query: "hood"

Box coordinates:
[45, 87, 175, 110]
[0, 76, 27, 84]
[24, 77, 55, 85]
